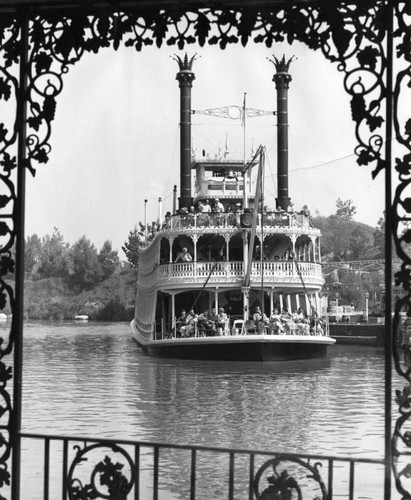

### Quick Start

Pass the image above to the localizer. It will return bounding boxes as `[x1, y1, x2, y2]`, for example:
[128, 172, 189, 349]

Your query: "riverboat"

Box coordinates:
[130, 54, 335, 361]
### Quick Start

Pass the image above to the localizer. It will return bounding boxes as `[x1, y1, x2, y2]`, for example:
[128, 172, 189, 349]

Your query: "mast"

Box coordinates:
[173, 53, 197, 210]
[269, 55, 294, 211]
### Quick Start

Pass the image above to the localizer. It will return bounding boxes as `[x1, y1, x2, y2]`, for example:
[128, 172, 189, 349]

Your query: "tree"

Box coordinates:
[122, 226, 141, 268]
[373, 212, 385, 259]
[25, 234, 42, 279]
[335, 198, 357, 220]
[98, 240, 119, 279]
[66, 235, 102, 291]
[349, 226, 374, 260]
[38, 227, 69, 278]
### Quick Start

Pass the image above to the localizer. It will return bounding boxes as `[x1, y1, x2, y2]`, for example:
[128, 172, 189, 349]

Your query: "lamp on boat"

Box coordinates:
[226, 170, 236, 179]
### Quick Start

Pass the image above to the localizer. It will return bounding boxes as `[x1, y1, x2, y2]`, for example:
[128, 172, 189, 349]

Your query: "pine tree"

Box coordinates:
[122, 227, 141, 269]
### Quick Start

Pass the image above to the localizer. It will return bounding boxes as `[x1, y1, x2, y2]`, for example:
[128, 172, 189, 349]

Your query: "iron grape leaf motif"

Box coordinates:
[400, 230, 411, 245]
[95, 456, 130, 498]
[357, 147, 376, 166]
[401, 198, 411, 213]
[3, 38, 20, 69]
[0, 291, 7, 311]
[238, 10, 258, 47]
[31, 21, 46, 46]
[43, 96, 56, 123]
[371, 158, 386, 179]
[403, 431, 411, 447]
[0, 465, 10, 489]
[0, 223, 8, 237]
[400, 463, 411, 479]
[32, 147, 49, 164]
[0, 363, 11, 386]
[0, 79, 11, 102]
[260, 470, 301, 500]
[0, 255, 14, 276]
[357, 45, 380, 70]
[34, 51, 53, 74]
[395, 155, 411, 177]
[194, 12, 211, 47]
[396, 32, 411, 63]
[395, 385, 411, 410]
[0, 196, 10, 209]
[395, 269, 411, 293]
[0, 125, 7, 145]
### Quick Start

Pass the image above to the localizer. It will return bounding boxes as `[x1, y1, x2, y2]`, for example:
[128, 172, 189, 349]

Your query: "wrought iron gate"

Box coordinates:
[0, 0, 409, 497]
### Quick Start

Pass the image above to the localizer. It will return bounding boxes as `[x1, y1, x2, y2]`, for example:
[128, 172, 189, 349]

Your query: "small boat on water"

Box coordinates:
[74, 315, 89, 321]
[130, 54, 335, 361]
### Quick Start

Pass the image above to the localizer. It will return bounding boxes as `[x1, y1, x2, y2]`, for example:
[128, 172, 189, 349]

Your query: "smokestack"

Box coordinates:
[173, 53, 197, 210]
[270, 55, 294, 211]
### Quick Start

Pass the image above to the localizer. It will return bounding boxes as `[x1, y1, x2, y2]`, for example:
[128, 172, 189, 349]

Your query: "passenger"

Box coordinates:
[162, 211, 171, 229]
[269, 309, 284, 335]
[188, 206, 196, 227]
[202, 199, 211, 213]
[294, 308, 309, 335]
[181, 309, 198, 337]
[234, 203, 242, 228]
[214, 198, 224, 213]
[176, 309, 187, 338]
[281, 308, 296, 335]
[197, 310, 215, 336]
[175, 247, 193, 262]
[252, 306, 268, 334]
[310, 310, 324, 336]
[197, 201, 209, 227]
[216, 307, 228, 336]
[206, 308, 219, 336]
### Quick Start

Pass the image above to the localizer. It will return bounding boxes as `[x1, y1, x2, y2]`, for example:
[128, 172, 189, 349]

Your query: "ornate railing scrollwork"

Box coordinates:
[253, 455, 327, 500]
[67, 442, 135, 500]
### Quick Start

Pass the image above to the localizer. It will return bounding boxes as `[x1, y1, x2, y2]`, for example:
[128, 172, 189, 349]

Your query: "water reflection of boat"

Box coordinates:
[130, 55, 335, 361]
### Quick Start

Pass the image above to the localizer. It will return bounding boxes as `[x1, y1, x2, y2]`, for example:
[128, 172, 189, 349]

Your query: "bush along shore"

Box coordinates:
[22, 269, 136, 321]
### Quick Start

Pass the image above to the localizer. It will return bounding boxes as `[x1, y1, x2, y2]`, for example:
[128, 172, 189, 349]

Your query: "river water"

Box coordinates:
[14, 321, 395, 498]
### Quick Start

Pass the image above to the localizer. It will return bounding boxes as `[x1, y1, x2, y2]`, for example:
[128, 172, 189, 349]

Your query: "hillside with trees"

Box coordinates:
[22, 228, 136, 320]
[311, 199, 385, 312]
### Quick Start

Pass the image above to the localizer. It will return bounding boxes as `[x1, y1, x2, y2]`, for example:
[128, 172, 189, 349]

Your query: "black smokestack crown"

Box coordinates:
[268, 55, 295, 211]
[173, 54, 198, 210]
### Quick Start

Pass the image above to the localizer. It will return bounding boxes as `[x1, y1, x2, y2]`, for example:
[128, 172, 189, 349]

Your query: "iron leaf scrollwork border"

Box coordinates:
[0, 0, 402, 496]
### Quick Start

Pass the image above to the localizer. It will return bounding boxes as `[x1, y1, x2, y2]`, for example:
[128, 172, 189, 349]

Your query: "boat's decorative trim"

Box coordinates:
[155, 260, 323, 289]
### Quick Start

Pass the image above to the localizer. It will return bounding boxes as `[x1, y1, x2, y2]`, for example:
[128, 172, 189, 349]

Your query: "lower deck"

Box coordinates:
[131, 320, 335, 361]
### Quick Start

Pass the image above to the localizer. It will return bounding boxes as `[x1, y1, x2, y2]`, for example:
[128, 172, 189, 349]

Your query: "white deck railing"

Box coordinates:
[157, 260, 322, 286]
[162, 211, 312, 231]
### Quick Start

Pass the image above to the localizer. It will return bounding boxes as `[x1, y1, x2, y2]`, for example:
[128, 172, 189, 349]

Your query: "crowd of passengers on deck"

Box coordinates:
[168, 305, 326, 339]
[138, 199, 311, 244]
[159, 198, 310, 231]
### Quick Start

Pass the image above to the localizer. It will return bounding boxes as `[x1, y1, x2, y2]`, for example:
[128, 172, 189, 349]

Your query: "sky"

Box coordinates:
[25, 40, 385, 257]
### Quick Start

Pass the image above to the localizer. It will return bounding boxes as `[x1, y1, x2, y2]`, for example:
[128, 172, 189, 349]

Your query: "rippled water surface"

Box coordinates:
[17, 321, 391, 498]
[20, 321, 387, 456]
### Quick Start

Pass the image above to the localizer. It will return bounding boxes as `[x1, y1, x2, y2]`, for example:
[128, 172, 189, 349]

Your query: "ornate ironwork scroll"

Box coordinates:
[67, 442, 135, 500]
[0, 0, 401, 497]
[391, 2, 411, 498]
[253, 456, 327, 500]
